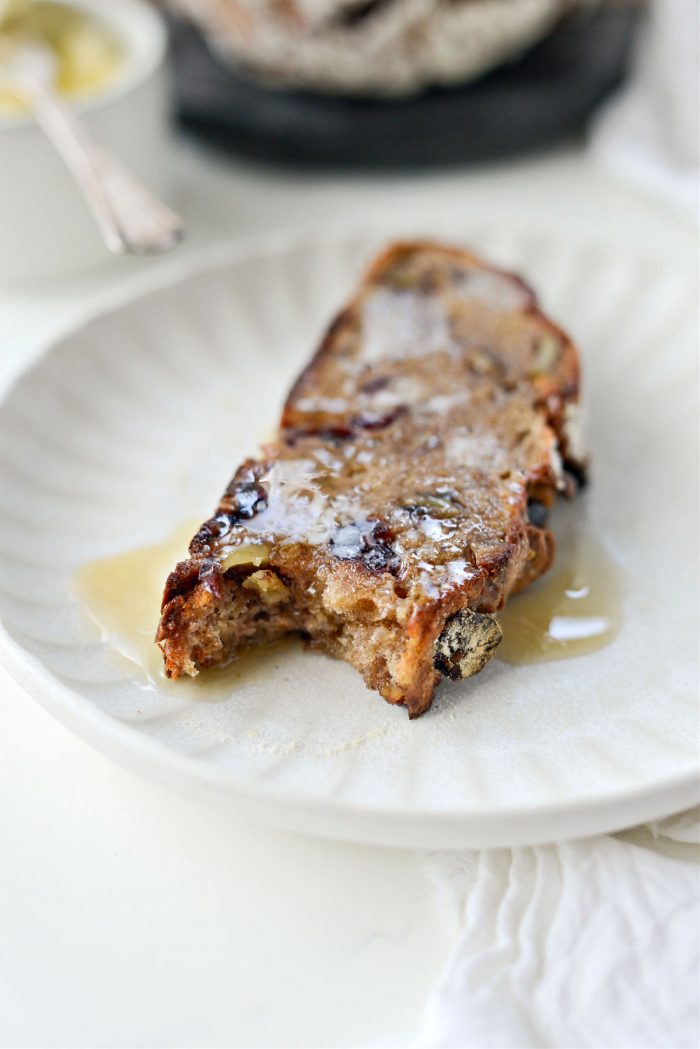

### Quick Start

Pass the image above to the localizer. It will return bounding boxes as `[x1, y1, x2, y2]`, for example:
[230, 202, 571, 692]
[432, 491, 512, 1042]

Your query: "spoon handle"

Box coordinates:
[18, 74, 183, 256]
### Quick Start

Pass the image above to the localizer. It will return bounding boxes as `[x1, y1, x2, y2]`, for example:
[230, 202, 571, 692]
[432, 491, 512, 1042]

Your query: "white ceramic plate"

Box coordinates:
[0, 227, 697, 848]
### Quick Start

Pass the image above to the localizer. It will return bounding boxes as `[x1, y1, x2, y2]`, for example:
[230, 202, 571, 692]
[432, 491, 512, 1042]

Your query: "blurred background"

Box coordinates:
[0, 0, 697, 290]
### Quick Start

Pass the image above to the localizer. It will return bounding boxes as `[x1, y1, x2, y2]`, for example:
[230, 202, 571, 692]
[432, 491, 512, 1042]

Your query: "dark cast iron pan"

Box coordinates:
[169, 4, 642, 170]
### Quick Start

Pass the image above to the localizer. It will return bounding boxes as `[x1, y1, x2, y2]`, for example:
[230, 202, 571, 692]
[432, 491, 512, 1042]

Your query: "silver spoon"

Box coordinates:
[0, 39, 184, 255]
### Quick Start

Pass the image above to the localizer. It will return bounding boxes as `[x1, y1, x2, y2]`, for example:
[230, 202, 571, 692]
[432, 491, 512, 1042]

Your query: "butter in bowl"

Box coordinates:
[0, 0, 124, 113]
[0, 0, 173, 281]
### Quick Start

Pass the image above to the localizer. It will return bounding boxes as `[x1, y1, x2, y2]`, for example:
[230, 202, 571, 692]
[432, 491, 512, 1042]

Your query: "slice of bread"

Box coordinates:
[157, 241, 586, 717]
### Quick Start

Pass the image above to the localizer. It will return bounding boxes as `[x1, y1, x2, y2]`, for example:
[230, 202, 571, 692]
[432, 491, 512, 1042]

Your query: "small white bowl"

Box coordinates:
[0, 0, 171, 282]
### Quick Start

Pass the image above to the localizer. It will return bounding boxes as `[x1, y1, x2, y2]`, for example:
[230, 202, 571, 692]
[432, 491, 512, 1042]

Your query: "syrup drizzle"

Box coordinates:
[74, 513, 623, 689]
[497, 522, 624, 665]
[74, 521, 296, 697]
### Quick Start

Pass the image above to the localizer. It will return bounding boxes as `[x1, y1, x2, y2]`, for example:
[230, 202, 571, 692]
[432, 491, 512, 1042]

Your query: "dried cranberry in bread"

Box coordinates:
[157, 241, 586, 718]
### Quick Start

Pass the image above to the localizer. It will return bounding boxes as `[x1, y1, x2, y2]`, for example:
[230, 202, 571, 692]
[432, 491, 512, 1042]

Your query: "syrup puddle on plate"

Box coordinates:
[74, 519, 296, 697]
[74, 513, 624, 689]
[496, 528, 624, 665]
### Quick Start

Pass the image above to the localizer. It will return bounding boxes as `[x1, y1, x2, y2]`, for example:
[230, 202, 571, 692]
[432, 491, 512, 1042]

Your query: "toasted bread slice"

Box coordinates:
[157, 241, 586, 717]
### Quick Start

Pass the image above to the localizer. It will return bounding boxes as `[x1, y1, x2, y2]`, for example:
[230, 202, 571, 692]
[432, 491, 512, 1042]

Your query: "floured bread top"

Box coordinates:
[169, 0, 563, 96]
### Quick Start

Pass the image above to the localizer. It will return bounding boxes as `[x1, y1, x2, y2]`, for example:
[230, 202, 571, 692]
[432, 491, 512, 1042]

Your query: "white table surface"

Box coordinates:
[0, 136, 695, 1049]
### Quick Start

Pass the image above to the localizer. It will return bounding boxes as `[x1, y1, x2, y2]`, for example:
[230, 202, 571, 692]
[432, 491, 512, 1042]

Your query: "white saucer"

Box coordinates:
[0, 227, 697, 848]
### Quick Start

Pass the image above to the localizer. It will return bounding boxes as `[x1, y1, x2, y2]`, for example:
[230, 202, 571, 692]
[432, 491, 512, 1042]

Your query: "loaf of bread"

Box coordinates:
[157, 241, 586, 717]
[170, 0, 565, 96]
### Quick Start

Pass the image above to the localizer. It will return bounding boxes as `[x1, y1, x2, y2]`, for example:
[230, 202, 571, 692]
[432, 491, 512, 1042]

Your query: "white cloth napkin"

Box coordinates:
[414, 809, 700, 1048]
[407, 10, 700, 1044]
[590, 0, 699, 220]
